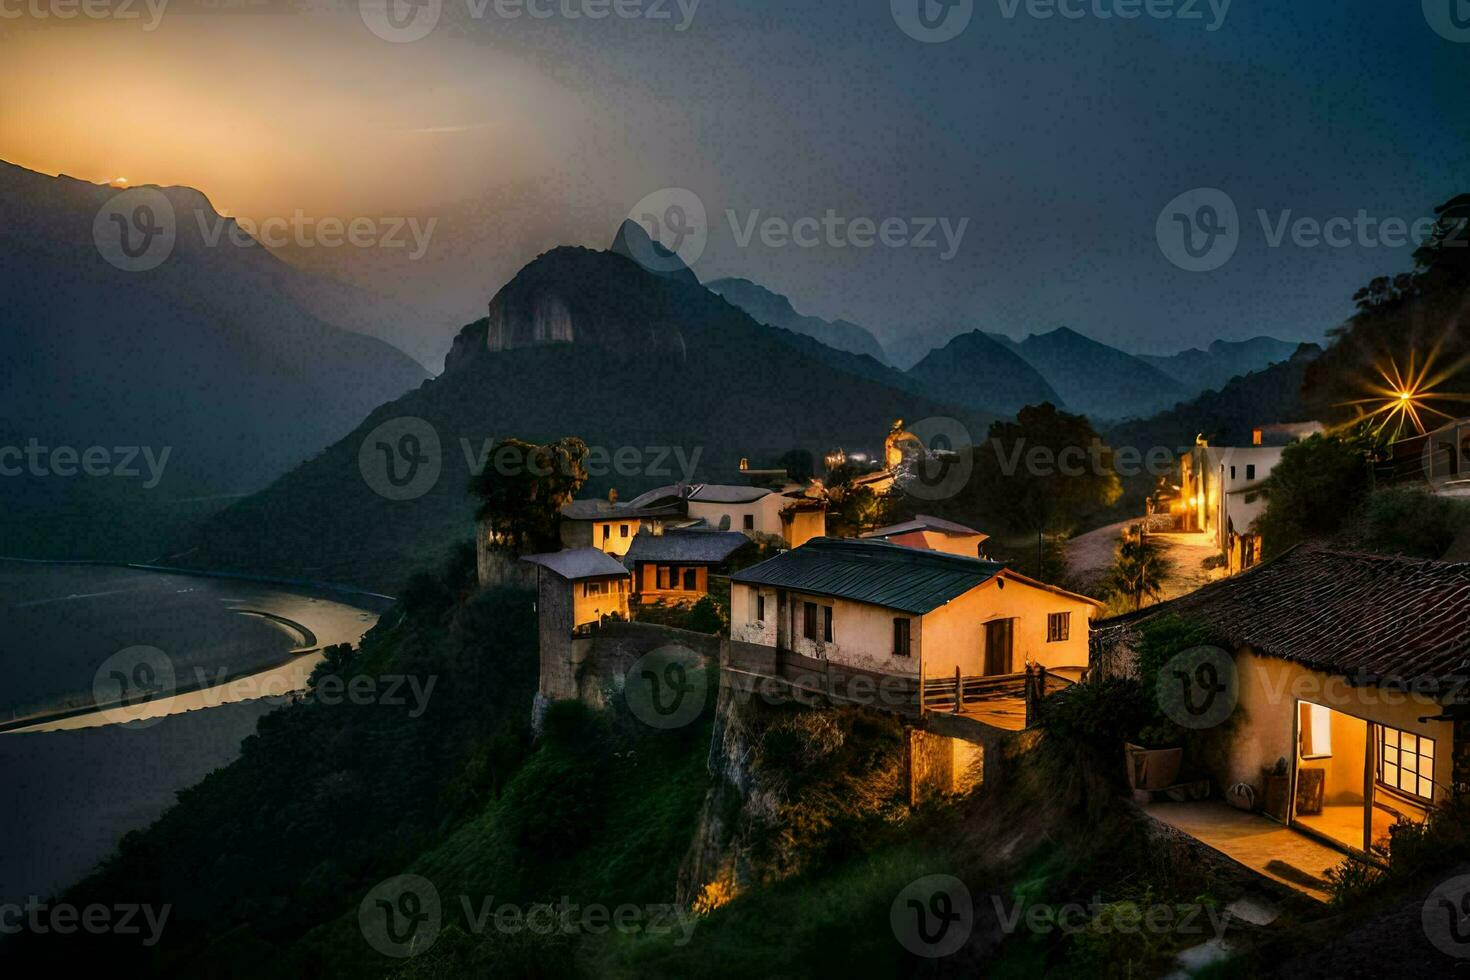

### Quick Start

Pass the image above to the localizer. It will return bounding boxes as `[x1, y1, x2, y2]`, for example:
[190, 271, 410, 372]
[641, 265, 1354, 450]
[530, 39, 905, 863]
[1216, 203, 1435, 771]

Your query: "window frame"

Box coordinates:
[822, 605, 833, 643]
[1377, 725, 1436, 802]
[893, 617, 912, 657]
[802, 601, 817, 640]
[1046, 611, 1070, 643]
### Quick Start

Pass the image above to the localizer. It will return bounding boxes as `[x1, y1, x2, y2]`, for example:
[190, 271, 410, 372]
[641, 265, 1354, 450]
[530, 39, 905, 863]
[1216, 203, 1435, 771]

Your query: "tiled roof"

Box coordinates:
[521, 548, 631, 581]
[623, 528, 751, 565]
[688, 485, 772, 504]
[560, 498, 683, 521]
[732, 537, 1004, 615]
[1094, 545, 1470, 683]
[862, 514, 988, 540]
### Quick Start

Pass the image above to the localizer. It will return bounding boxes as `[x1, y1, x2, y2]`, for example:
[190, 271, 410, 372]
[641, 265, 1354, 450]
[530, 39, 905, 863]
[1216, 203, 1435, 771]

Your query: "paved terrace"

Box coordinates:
[723, 640, 1080, 744]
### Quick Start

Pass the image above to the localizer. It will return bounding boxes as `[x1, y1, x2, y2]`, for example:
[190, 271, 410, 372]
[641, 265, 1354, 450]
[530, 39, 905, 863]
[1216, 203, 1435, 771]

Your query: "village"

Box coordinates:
[503, 412, 1470, 907]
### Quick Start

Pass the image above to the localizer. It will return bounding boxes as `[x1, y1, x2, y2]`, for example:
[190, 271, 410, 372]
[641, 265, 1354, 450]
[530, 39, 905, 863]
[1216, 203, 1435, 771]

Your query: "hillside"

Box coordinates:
[906, 329, 1062, 416]
[989, 327, 1191, 422]
[706, 277, 889, 363]
[1139, 336, 1301, 394]
[185, 245, 988, 591]
[0, 160, 431, 560]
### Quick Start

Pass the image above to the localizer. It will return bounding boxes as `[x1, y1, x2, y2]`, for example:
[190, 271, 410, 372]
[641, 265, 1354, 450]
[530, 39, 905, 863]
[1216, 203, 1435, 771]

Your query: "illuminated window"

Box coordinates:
[1047, 612, 1070, 642]
[1378, 726, 1435, 801]
[1298, 702, 1332, 759]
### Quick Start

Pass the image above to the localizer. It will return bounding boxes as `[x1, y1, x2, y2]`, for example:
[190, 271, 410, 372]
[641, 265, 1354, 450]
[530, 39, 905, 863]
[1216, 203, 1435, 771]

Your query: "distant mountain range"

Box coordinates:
[0, 159, 430, 559]
[905, 331, 1061, 416]
[185, 243, 989, 590]
[1138, 337, 1301, 395]
[985, 327, 1191, 421]
[705, 277, 889, 363]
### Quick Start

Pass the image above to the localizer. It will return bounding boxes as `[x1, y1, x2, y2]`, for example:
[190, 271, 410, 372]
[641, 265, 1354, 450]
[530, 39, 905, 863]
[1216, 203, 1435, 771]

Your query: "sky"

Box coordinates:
[2, 0, 1468, 360]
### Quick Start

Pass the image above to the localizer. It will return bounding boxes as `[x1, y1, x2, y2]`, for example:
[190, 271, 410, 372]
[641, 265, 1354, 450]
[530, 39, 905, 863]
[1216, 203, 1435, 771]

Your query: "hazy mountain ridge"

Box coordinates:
[986, 326, 1191, 422]
[905, 330, 1062, 416]
[1138, 336, 1300, 394]
[706, 277, 890, 363]
[188, 245, 989, 590]
[0, 159, 431, 558]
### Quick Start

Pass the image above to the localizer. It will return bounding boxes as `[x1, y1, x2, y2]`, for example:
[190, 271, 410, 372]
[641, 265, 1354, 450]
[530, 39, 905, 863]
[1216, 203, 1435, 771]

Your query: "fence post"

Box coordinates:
[953, 666, 961, 714]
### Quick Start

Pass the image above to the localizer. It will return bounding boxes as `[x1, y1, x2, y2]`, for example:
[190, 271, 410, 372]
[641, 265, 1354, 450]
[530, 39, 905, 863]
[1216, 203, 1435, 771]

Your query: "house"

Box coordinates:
[624, 525, 752, 606]
[521, 548, 632, 631]
[1092, 545, 1470, 858]
[1178, 439, 1290, 573]
[730, 537, 1099, 683]
[558, 497, 684, 556]
[861, 514, 989, 558]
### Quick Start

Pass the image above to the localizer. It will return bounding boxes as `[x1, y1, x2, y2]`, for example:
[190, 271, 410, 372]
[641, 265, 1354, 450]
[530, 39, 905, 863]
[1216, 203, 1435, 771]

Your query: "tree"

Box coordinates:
[1253, 434, 1374, 556]
[468, 437, 589, 556]
[963, 402, 1124, 538]
[775, 449, 816, 484]
[1105, 529, 1170, 611]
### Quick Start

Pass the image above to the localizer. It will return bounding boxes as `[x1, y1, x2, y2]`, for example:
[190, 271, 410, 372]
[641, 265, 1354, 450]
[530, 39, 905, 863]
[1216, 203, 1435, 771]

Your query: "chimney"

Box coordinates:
[608, 488, 619, 503]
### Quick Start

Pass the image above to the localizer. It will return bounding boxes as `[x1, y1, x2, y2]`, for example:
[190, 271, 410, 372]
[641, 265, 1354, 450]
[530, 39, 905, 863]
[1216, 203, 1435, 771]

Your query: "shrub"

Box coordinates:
[1355, 485, 1470, 558]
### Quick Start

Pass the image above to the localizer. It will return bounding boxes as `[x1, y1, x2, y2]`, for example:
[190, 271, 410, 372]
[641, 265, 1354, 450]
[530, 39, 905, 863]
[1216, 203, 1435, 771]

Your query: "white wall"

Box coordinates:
[689, 493, 784, 537]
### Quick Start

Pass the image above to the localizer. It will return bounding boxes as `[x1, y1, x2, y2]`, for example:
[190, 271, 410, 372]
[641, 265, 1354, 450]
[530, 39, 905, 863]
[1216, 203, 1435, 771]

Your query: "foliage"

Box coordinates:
[1039, 677, 1153, 753]
[1327, 793, 1470, 907]
[775, 448, 815, 483]
[1253, 433, 1375, 556]
[1103, 530, 1171, 611]
[1352, 484, 1470, 558]
[632, 595, 727, 635]
[959, 402, 1124, 539]
[467, 436, 589, 556]
[1302, 193, 1470, 431]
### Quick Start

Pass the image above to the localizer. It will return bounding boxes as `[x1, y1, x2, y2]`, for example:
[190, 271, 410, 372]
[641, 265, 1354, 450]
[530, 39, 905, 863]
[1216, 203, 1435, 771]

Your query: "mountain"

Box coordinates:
[1106, 343, 1325, 455]
[905, 330, 1062, 416]
[0, 160, 431, 559]
[1139, 336, 1301, 394]
[988, 327, 1192, 422]
[610, 218, 702, 288]
[185, 245, 989, 590]
[884, 323, 970, 370]
[705, 277, 889, 363]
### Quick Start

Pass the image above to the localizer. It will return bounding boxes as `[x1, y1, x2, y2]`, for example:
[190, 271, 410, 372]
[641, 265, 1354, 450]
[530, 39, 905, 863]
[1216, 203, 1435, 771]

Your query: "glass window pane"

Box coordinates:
[1385, 747, 1398, 766]
[1421, 777, 1434, 799]
[1422, 737, 1435, 759]
[1383, 763, 1399, 785]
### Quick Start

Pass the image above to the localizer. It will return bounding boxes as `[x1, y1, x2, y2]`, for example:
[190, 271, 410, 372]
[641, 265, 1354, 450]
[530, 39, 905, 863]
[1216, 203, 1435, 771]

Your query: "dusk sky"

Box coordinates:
[3, 0, 1467, 357]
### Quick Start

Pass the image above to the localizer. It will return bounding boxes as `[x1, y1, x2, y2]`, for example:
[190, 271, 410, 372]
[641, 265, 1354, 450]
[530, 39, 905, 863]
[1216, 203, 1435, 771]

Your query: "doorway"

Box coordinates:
[1292, 700, 1369, 853]
[983, 619, 1013, 675]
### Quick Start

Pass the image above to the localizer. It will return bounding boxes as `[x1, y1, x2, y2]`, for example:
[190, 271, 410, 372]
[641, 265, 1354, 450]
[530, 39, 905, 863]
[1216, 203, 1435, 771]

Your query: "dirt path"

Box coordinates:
[1066, 521, 1226, 603]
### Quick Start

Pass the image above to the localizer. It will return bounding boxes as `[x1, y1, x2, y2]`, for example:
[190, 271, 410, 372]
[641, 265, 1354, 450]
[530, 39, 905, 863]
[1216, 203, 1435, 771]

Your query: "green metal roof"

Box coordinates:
[731, 537, 1004, 614]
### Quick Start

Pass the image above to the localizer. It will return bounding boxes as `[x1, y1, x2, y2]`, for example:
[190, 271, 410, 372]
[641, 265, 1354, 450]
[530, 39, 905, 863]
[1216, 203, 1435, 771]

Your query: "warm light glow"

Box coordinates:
[1337, 345, 1470, 440]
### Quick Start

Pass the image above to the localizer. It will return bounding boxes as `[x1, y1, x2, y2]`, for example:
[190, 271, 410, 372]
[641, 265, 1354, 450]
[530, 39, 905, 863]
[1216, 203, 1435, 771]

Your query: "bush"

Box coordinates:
[1254, 434, 1374, 556]
[1354, 485, 1470, 558]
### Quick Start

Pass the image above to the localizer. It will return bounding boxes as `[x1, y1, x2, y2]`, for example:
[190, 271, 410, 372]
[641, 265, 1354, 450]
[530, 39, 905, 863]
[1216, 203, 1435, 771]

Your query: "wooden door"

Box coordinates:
[984, 619, 1013, 675]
